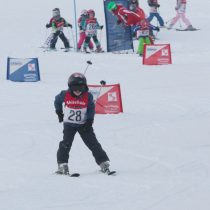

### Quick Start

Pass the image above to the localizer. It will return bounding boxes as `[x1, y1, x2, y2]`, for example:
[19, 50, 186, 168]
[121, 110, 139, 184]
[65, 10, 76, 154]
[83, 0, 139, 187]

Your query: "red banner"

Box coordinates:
[88, 84, 123, 114]
[143, 44, 172, 65]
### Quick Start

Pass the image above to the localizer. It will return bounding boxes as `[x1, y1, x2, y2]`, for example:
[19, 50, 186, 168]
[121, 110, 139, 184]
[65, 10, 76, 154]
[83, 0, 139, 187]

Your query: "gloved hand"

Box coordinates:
[68, 23, 73, 28]
[56, 110, 64, 123]
[116, 19, 121, 25]
[156, 4, 160, 8]
[100, 25, 104, 30]
[46, 23, 51, 28]
[156, 27, 160, 32]
[82, 119, 94, 131]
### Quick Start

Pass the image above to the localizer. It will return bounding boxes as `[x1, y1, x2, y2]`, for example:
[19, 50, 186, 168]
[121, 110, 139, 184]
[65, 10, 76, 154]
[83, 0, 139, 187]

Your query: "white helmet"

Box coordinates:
[52, 8, 60, 18]
[81, 9, 88, 16]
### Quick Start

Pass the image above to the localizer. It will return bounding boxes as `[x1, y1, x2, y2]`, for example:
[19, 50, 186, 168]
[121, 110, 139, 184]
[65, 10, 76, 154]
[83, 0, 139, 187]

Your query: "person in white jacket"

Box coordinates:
[167, 0, 195, 30]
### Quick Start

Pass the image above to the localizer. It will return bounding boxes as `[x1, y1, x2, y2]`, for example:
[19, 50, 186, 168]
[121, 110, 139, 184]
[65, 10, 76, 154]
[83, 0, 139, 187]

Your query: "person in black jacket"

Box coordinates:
[46, 8, 72, 50]
[54, 73, 110, 175]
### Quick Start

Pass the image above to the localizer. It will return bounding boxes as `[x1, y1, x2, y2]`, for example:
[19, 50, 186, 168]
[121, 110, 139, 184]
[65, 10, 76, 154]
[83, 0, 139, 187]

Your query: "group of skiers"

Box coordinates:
[45, 8, 103, 53]
[107, 0, 195, 55]
[51, 1, 196, 175]
[45, 0, 195, 55]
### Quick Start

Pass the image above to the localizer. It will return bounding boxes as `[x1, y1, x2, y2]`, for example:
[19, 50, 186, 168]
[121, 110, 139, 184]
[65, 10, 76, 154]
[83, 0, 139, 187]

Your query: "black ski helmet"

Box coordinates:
[68, 72, 88, 93]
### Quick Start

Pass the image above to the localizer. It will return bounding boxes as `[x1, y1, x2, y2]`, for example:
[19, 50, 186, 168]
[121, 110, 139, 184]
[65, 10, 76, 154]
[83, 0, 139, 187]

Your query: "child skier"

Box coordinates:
[77, 9, 94, 51]
[46, 8, 72, 50]
[167, 0, 195, 30]
[54, 73, 111, 175]
[147, 0, 165, 27]
[133, 19, 159, 56]
[83, 9, 103, 53]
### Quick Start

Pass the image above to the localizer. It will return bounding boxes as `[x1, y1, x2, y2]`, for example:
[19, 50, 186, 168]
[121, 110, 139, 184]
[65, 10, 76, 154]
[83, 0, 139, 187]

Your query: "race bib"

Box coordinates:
[137, 29, 149, 37]
[86, 23, 97, 36]
[64, 107, 87, 124]
[63, 91, 88, 124]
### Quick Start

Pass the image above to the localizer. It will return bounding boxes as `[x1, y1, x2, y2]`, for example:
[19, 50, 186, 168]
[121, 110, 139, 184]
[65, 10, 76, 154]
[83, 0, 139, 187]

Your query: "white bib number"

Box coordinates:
[137, 29, 149, 38]
[64, 107, 87, 124]
[86, 23, 97, 36]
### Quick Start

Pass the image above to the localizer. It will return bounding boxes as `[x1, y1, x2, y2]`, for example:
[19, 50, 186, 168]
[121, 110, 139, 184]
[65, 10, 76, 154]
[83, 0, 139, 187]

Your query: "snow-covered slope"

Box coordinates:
[0, 1, 210, 210]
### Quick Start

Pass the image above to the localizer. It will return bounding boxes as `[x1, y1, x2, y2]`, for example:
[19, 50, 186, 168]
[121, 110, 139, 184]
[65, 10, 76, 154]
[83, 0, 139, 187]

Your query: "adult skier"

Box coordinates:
[107, 1, 143, 27]
[54, 73, 111, 175]
[167, 0, 195, 30]
[46, 8, 72, 50]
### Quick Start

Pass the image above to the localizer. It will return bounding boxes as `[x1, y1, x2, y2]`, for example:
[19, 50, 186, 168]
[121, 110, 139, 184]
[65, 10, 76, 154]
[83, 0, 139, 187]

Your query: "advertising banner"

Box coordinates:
[143, 44, 172, 65]
[104, 0, 134, 52]
[7, 57, 40, 82]
[88, 84, 123, 114]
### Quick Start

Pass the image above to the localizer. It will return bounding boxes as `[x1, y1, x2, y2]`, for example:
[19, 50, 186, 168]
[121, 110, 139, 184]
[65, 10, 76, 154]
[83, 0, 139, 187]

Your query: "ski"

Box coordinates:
[175, 28, 200, 31]
[55, 171, 80, 177]
[69, 173, 80, 177]
[101, 169, 117, 176]
[60, 47, 74, 49]
[107, 171, 116, 176]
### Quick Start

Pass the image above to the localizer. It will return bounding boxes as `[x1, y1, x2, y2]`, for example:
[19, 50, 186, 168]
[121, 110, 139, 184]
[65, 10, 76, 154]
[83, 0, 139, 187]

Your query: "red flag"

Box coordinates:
[88, 84, 123, 114]
[143, 44, 172, 65]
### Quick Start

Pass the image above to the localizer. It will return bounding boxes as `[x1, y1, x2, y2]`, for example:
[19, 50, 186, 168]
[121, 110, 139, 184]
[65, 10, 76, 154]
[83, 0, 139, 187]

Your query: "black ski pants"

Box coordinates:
[50, 31, 70, 48]
[84, 35, 100, 48]
[57, 123, 109, 165]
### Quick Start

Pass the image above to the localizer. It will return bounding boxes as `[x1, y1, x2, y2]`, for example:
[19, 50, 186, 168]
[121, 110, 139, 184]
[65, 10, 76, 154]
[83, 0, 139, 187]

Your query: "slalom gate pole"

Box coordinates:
[94, 80, 106, 104]
[83, 60, 92, 75]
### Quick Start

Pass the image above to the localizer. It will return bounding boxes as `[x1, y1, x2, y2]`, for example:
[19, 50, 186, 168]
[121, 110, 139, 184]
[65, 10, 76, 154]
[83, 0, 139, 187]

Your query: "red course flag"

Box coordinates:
[143, 44, 172, 65]
[88, 84, 123, 114]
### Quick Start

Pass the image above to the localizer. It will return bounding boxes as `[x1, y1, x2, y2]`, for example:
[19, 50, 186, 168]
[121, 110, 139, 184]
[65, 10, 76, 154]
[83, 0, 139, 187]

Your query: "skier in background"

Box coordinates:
[147, 0, 165, 27]
[77, 9, 94, 51]
[167, 0, 195, 30]
[54, 73, 110, 175]
[133, 19, 159, 56]
[46, 8, 72, 51]
[129, 0, 146, 20]
[129, 0, 146, 37]
[83, 9, 104, 53]
[107, 1, 143, 27]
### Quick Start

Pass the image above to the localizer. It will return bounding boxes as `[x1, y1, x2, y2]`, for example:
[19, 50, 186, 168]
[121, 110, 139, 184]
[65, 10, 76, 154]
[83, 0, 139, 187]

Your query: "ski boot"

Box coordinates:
[56, 163, 69, 175]
[83, 47, 89, 53]
[100, 161, 116, 175]
[167, 24, 173, 30]
[64, 47, 70, 52]
[95, 46, 103, 53]
[186, 25, 196, 31]
[100, 161, 110, 173]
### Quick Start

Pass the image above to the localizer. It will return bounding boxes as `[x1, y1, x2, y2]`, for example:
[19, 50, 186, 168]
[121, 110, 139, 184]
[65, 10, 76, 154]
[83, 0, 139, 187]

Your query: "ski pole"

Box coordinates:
[94, 80, 106, 105]
[66, 27, 72, 49]
[83, 60, 92, 75]
[178, 19, 182, 29]
[69, 27, 76, 50]
[165, 18, 173, 25]
[99, 28, 103, 45]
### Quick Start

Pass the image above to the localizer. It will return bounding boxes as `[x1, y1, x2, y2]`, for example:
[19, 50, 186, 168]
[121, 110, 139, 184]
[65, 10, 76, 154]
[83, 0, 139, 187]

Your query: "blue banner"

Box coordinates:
[104, 0, 134, 52]
[7, 57, 40, 82]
